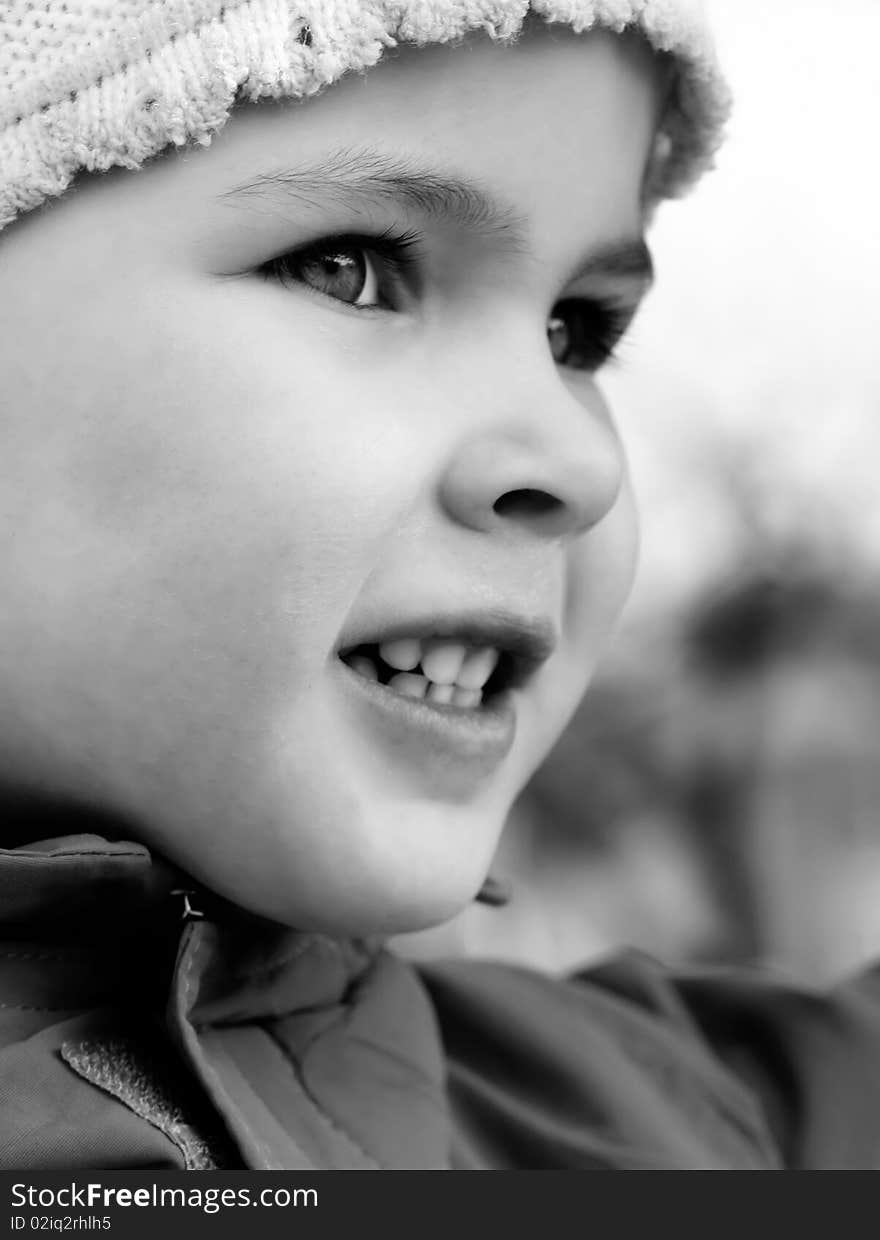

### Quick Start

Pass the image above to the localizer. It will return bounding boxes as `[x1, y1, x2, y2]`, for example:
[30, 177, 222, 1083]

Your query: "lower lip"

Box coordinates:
[333, 657, 517, 792]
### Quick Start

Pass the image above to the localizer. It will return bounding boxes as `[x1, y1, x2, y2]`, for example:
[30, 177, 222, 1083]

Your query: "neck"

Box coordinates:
[0, 786, 137, 849]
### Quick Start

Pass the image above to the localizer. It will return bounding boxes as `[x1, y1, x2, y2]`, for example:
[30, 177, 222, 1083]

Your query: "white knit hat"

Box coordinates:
[0, 1, 731, 234]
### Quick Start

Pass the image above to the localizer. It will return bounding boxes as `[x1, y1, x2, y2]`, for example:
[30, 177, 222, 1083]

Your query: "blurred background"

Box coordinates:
[397, 0, 880, 984]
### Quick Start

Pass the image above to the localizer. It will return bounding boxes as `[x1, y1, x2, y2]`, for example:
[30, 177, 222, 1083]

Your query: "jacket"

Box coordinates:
[3, 830, 880, 1170]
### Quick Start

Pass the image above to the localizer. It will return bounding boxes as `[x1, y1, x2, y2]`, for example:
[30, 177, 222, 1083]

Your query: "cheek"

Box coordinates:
[44, 294, 408, 655]
[0, 287, 431, 775]
[565, 469, 640, 643]
[520, 474, 639, 774]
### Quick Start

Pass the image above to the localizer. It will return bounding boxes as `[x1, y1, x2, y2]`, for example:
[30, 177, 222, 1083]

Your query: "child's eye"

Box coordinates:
[546, 298, 634, 372]
[272, 245, 378, 306]
[259, 230, 422, 310]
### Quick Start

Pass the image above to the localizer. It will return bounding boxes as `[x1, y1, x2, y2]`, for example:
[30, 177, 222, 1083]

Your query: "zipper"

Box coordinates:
[171, 887, 206, 923]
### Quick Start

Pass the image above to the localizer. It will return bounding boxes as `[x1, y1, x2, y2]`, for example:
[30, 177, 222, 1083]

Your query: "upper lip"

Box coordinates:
[336, 608, 559, 687]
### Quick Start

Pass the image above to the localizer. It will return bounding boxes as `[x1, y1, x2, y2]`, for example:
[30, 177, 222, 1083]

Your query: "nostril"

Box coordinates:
[493, 488, 563, 522]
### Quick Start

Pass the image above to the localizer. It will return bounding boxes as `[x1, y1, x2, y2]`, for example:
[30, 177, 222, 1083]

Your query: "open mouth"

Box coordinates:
[338, 637, 518, 710]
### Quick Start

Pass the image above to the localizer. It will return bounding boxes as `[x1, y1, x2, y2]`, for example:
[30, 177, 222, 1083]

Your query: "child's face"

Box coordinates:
[0, 26, 661, 933]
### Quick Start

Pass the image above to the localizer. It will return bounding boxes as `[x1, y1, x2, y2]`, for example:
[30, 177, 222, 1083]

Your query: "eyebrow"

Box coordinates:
[219, 144, 654, 285]
[571, 237, 654, 288]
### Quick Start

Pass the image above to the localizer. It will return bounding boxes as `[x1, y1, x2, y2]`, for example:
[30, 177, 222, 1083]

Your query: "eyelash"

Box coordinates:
[258, 230, 635, 373]
[551, 298, 635, 373]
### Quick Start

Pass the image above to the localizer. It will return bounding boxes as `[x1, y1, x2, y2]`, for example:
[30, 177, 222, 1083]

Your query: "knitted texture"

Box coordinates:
[0, 0, 731, 234]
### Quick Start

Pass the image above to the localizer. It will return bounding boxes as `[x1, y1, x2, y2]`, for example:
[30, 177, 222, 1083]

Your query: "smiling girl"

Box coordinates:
[2, 1, 879, 1172]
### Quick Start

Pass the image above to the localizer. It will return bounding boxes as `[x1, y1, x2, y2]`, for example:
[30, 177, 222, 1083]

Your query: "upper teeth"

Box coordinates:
[380, 639, 499, 690]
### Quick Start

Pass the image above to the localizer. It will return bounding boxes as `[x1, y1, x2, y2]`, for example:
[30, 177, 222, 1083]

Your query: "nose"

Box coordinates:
[437, 373, 625, 542]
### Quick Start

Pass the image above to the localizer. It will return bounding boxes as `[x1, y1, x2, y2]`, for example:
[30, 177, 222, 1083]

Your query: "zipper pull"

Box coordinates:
[171, 888, 205, 923]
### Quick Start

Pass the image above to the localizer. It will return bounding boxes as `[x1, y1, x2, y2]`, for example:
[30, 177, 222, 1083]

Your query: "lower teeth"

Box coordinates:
[388, 671, 428, 700]
[349, 655, 379, 682]
[346, 657, 484, 707]
[450, 687, 482, 709]
[386, 671, 483, 707]
[427, 682, 455, 705]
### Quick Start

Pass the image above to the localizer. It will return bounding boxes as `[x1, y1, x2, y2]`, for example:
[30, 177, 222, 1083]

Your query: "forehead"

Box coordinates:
[70, 24, 663, 268]
[240, 30, 657, 209]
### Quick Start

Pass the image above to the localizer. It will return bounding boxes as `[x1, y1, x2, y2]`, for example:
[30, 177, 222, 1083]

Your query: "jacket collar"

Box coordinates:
[0, 827, 377, 1023]
[0, 825, 451, 1168]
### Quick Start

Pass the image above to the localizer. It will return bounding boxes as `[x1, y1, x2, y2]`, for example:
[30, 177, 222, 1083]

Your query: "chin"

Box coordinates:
[216, 794, 508, 939]
[240, 868, 486, 939]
